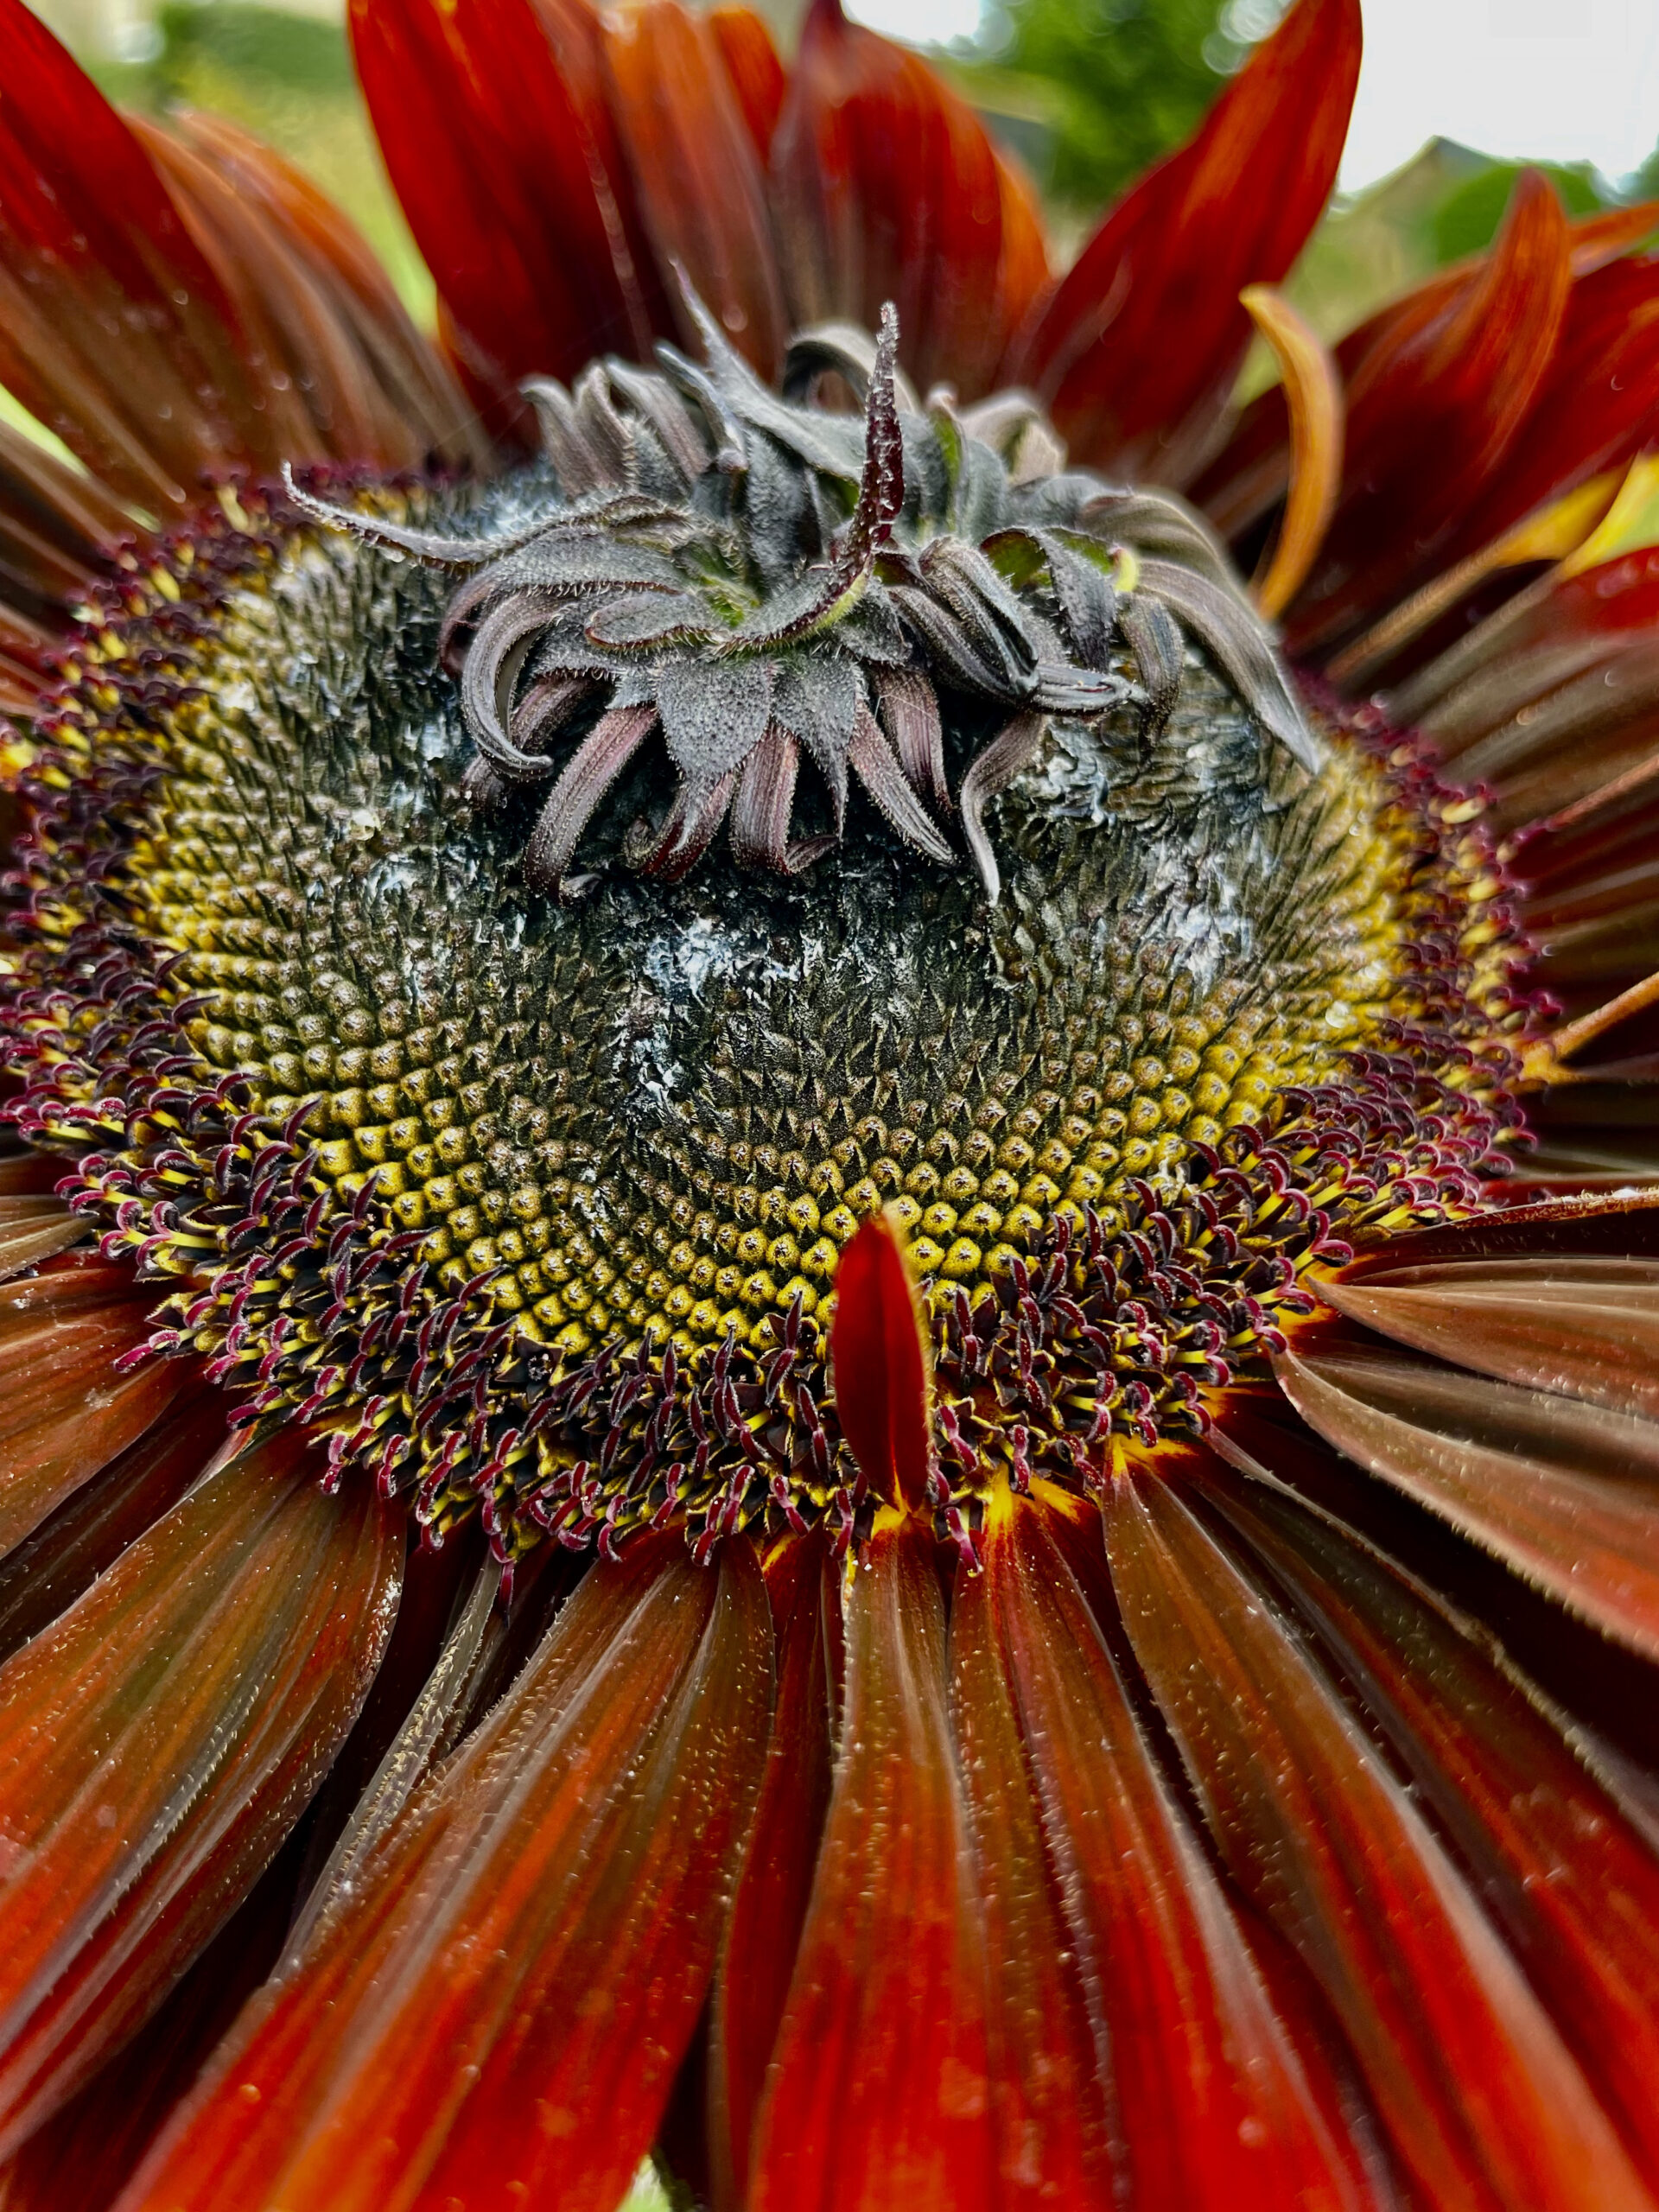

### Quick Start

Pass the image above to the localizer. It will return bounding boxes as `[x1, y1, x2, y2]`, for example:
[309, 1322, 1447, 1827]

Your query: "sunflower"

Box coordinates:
[2, 0, 1659, 2204]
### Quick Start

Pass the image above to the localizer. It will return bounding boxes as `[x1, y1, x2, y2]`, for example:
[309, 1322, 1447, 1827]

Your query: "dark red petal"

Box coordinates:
[0, 1433, 402, 2153]
[1285, 168, 1573, 656]
[1104, 1459, 1652, 2210]
[958, 1497, 1370, 2207]
[748, 1519, 993, 2211]
[772, 0, 1052, 403]
[1011, 0, 1359, 486]
[598, 0, 786, 376]
[1204, 1456, 1659, 2196]
[1276, 1338, 1659, 1662]
[708, 1533, 837, 2212]
[348, 0, 669, 403]
[120, 1534, 771, 2212]
[0, 1836, 297, 2212]
[949, 1513, 1111, 2205]
[0, 0, 261, 506]
[1321, 1255, 1659, 1421]
[829, 1211, 932, 1512]
[153, 114, 486, 474]
[709, 6, 786, 168]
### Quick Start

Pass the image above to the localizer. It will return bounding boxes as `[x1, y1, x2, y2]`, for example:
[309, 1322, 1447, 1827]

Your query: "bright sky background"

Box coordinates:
[846, 0, 1659, 194]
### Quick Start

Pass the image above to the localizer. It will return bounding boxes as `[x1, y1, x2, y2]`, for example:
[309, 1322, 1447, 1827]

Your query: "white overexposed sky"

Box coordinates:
[847, 0, 1659, 195]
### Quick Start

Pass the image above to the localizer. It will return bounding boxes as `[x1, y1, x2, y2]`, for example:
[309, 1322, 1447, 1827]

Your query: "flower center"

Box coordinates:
[1, 328, 1531, 1564]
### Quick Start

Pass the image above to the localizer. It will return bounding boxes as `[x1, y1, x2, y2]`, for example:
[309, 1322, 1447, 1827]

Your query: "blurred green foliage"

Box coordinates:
[1431, 158, 1606, 260]
[954, 0, 1245, 211]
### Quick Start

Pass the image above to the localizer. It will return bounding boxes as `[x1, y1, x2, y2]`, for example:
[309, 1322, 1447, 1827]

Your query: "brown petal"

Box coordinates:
[118, 1535, 771, 2212]
[600, 0, 786, 376]
[772, 0, 1052, 403]
[0, 0, 263, 505]
[1104, 1459, 1653, 2211]
[748, 1520, 995, 2212]
[1321, 1255, 1659, 1421]
[1277, 1339, 1659, 1662]
[0, 1433, 402, 2152]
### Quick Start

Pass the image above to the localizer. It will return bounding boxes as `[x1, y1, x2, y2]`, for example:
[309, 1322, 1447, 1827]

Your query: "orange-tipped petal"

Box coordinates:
[1205, 1455, 1659, 2197]
[119, 1533, 771, 2212]
[0, 0, 275, 506]
[1198, 201, 1659, 552]
[1286, 168, 1574, 655]
[0, 1432, 402, 2152]
[348, 0, 671, 404]
[957, 1497, 1372, 2207]
[1276, 1338, 1659, 1663]
[1240, 286, 1343, 620]
[830, 1211, 933, 1512]
[1012, 0, 1359, 486]
[748, 1519, 994, 2212]
[598, 0, 786, 376]
[772, 0, 1052, 402]
[708, 1532, 838, 2212]
[1104, 1461, 1653, 2211]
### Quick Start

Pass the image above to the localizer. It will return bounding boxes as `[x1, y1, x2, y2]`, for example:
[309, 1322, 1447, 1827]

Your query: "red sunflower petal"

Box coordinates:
[1010, 0, 1359, 486]
[1104, 1459, 1653, 2210]
[0, 1432, 401, 2153]
[747, 1519, 995, 2212]
[709, 6, 787, 168]
[0, 1387, 227, 1669]
[1204, 1454, 1659, 2196]
[957, 1496, 1370, 2208]
[1197, 202, 1659, 551]
[119, 1533, 771, 2212]
[347, 0, 670, 403]
[829, 1211, 933, 1513]
[1276, 1335, 1659, 1662]
[0, 1293, 189, 1558]
[708, 1532, 838, 2212]
[0, 0, 265, 508]
[772, 0, 1052, 403]
[599, 0, 786, 376]
[143, 114, 484, 473]
[1429, 252, 1659, 576]
[1320, 1255, 1659, 1421]
[1284, 168, 1573, 657]
[0, 1833, 297, 2212]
